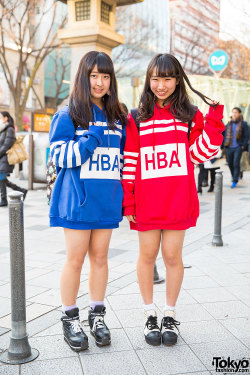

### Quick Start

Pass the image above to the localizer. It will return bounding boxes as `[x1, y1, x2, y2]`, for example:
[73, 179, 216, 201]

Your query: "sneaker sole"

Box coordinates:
[90, 330, 111, 347]
[145, 336, 161, 346]
[162, 337, 177, 346]
[64, 336, 88, 352]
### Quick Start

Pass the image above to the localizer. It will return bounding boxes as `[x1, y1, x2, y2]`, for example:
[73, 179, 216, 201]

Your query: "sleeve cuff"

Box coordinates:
[123, 205, 136, 216]
[206, 105, 224, 121]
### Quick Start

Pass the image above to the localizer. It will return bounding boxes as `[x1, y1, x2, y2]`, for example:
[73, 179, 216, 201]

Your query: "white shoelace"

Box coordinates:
[70, 319, 83, 334]
[93, 316, 105, 330]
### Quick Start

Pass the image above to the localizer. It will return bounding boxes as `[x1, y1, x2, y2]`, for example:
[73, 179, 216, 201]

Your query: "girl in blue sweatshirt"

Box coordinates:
[49, 51, 126, 351]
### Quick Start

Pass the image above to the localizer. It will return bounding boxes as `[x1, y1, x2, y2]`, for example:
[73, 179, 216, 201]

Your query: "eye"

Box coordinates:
[90, 74, 97, 78]
[104, 75, 110, 79]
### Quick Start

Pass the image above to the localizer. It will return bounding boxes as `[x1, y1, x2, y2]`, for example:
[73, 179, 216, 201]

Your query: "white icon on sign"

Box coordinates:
[211, 56, 226, 66]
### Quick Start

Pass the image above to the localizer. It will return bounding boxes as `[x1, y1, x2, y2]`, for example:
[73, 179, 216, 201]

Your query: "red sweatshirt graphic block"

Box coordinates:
[122, 104, 224, 231]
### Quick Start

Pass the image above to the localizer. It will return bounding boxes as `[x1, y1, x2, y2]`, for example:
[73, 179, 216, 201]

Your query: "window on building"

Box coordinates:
[75, 0, 91, 21]
[101, 1, 111, 24]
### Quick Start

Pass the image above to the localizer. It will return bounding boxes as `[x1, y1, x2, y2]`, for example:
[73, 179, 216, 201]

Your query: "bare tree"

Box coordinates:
[112, 6, 160, 77]
[0, 0, 67, 129]
[45, 47, 70, 109]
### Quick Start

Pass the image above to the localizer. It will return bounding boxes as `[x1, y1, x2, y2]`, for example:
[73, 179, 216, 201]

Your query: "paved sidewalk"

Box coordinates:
[0, 162, 250, 375]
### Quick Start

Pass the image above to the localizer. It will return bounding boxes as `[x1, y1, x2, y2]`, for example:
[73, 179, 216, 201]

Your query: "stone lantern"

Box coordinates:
[57, 0, 143, 83]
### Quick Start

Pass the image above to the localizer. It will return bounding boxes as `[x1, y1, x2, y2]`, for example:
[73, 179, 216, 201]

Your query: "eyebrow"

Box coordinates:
[90, 71, 110, 74]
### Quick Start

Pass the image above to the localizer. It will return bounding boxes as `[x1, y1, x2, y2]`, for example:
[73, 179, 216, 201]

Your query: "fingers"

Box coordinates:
[126, 215, 136, 223]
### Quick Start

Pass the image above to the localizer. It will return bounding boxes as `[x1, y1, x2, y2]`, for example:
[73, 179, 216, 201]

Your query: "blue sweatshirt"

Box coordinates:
[49, 105, 126, 229]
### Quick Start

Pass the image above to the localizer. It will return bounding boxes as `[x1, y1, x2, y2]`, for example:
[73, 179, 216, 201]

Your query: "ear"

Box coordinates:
[107, 90, 111, 96]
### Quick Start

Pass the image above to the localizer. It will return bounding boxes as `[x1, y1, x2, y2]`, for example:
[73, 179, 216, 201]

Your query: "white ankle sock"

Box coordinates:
[89, 300, 105, 311]
[164, 304, 176, 312]
[143, 303, 156, 311]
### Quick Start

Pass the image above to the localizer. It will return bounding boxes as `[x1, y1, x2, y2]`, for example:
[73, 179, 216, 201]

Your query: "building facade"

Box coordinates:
[169, 0, 221, 74]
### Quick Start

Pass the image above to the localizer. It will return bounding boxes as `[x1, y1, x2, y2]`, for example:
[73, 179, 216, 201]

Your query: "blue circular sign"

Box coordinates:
[209, 50, 229, 71]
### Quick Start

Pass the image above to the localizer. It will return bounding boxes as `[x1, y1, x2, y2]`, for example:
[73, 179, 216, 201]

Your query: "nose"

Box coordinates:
[158, 80, 165, 90]
[97, 76, 103, 86]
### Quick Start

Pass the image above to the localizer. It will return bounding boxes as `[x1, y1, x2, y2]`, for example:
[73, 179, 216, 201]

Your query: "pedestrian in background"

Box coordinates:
[49, 51, 126, 352]
[122, 53, 224, 347]
[223, 107, 248, 188]
[0, 111, 27, 207]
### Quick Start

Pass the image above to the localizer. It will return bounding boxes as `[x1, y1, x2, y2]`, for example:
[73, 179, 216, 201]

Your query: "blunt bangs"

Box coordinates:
[91, 52, 114, 75]
[152, 54, 178, 78]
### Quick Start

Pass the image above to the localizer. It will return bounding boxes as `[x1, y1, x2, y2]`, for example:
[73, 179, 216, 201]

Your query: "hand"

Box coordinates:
[126, 215, 136, 223]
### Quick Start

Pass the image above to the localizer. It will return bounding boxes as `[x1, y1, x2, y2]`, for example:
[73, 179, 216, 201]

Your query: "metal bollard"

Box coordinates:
[0, 192, 39, 365]
[212, 170, 223, 247]
[153, 264, 165, 284]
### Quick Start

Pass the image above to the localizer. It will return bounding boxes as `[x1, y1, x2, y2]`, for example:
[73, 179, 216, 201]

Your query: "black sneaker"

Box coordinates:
[144, 310, 161, 346]
[61, 308, 88, 352]
[88, 305, 111, 347]
[161, 310, 180, 346]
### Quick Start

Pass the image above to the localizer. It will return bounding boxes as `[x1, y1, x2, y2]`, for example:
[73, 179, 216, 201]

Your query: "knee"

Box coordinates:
[164, 252, 182, 267]
[67, 255, 85, 272]
[139, 248, 158, 265]
[89, 251, 107, 268]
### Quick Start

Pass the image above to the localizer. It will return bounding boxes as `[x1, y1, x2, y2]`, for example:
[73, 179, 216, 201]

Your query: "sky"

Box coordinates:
[220, 0, 250, 47]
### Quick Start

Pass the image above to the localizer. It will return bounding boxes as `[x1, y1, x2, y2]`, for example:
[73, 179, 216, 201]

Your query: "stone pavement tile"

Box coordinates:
[25, 268, 52, 281]
[28, 270, 61, 289]
[111, 262, 136, 274]
[0, 303, 56, 329]
[112, 282, 141, 295]
[114, 307, 161, 328]
[27, 289, 61, 307]
[80, 328, 133, 355]
[176, 304, 215, 323]
[187, 287, 238, 303]
[177, 373, 210, 375]
[0, 297, 11, 318]
[180, 320, 236, 344]
[124, 326, 186, 350]
[182, 276, 220, 290]
[33, 322, 62, 337]
[208, 273, 250, 287]
[230, 263, 250, 273]
[108, 272, 137, 289]
[0, 283, 48, 299]
[154, 290, 197, 309]
[225, 285, 250, 301]
[107, 293, 142, 310]
[239, 337, 250, 349]
[20, 357, 83, 375]
[26, 309, 60, 337]
[80, 351, 146, 375]
[0, 264, 10, 280]
[0, 327, 9, 336]
[28, 335, 78, 361]
[108, 271, 125, 282]
[219, 317, 250, 339]
[182, 266, 206, 277]
[202, 301, 250, 320]
[0, 365, 20, 374]
[136, 345, 207, 375]
[189, 339, 250, 371]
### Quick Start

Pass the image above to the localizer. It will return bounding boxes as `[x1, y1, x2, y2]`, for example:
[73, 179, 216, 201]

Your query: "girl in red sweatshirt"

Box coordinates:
[122, 54, 224, 347]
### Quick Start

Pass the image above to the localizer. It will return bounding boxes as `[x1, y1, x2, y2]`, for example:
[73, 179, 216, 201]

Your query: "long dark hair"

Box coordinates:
[0, 111, 14, 127]
[138, 53, 217, 123]
[69, 51, 126, 130]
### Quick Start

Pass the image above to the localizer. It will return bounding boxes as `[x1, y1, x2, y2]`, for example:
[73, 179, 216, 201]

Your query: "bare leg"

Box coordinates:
[88, 229, 113, 301]
[60, 228, 91, 306]
[137, 230, 161, 304]
[161, 230, 186, 306]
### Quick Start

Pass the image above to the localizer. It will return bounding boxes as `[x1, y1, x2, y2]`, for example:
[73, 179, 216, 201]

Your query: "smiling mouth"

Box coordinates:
[94, 89, 104, 93]
[156, 91, 168, 96]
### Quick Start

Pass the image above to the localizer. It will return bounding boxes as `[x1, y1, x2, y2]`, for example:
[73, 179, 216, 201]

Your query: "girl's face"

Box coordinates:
[0, 114, 7, 123]
[150, 67, 178, 106]
[89, 65, 111, 106]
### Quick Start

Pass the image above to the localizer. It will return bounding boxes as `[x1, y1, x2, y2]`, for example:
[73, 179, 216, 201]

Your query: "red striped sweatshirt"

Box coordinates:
[122, 103, 224, 231]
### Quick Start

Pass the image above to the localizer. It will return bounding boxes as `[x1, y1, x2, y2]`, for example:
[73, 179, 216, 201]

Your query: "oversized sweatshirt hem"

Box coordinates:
[50, 217, 119, 229]
[129, 217, 197, 231]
